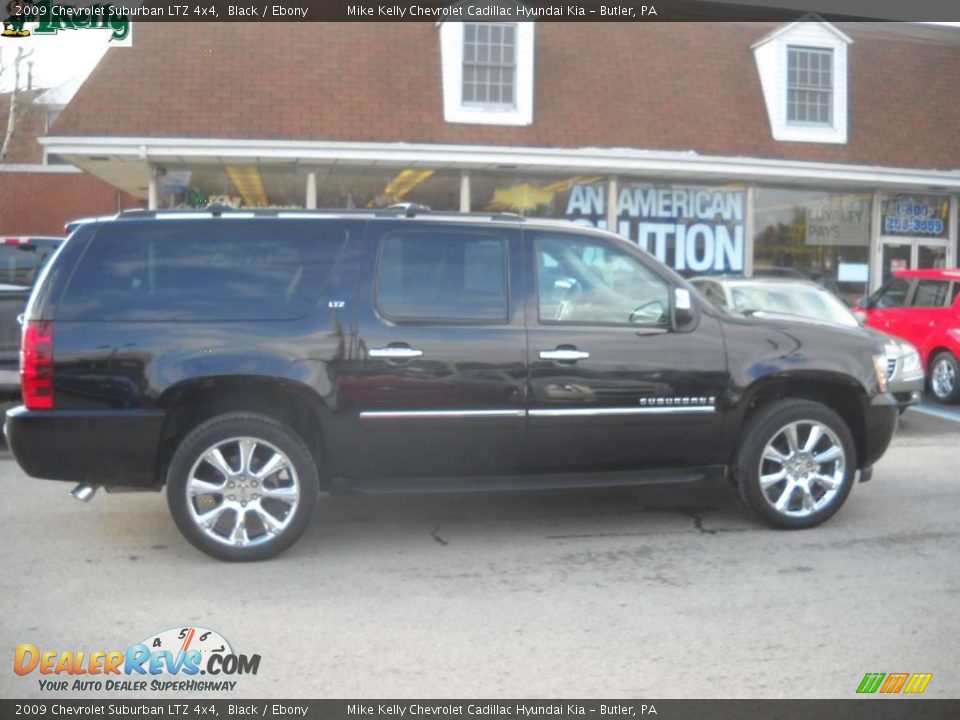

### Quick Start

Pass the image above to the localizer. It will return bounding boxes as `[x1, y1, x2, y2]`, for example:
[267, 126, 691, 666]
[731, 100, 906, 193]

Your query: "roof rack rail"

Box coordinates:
[376, 202, 432, 217]
[113, 207, 529, 223]
[206, 203, 238, 217]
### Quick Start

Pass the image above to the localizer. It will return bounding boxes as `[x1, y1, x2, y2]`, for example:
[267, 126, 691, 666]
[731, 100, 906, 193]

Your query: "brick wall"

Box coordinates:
[0, 172, 142, 235]
[52, 22, 960, 171]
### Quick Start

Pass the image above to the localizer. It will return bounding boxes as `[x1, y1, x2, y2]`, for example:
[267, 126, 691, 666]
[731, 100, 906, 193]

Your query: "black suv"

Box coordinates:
[7, 209, 898, 560]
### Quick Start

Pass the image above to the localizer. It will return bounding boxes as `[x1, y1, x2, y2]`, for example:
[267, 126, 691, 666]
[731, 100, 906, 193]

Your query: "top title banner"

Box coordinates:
[7, 0, 960, 24]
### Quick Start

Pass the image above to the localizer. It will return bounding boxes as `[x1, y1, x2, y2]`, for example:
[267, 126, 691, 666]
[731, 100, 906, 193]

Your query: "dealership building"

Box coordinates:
[39, 19, 960, 299]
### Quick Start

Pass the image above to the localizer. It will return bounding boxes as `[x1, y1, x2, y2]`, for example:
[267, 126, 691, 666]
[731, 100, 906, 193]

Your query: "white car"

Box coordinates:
[691, 276, 924, 411]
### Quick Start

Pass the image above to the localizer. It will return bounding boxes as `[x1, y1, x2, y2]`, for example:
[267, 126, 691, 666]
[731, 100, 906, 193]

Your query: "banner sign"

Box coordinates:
[565, 184, 746, 274]
[881, 193, 949, 239]
[805, 195, 871, 246]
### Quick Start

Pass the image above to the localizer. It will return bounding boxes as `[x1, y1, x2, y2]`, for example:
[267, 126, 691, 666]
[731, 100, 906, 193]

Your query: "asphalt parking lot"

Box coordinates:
[1, 405, 959, 700]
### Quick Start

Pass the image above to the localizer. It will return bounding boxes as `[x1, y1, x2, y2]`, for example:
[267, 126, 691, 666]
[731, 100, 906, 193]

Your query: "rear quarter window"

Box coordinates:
[57, 220, 351, 321]
[911, 280, 949, 308]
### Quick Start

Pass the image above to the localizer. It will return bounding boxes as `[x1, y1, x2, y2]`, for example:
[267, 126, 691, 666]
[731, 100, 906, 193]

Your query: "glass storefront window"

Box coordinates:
[613, 180, 747, 275]
[158, 165, 315, 209]
[157, 165, 463, 210]
[315, 166, 461, 210]
[753, 187, 872, 305]
[880, 193, 950, 239]
[880, 243, 911, 285]
[471, 173, 749, 277]
[878, 192, 950, 285]
[469, 171, 605, 219]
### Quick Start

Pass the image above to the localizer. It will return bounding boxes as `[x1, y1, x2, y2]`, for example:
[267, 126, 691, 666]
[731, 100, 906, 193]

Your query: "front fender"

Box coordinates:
[714, 316, 886, 463]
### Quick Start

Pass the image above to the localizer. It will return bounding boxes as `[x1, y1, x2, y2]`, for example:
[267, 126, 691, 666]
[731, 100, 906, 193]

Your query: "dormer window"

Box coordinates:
[439, 22, 534, 126]
[787, 46, 833, 125]
[753, 18, 850, 144]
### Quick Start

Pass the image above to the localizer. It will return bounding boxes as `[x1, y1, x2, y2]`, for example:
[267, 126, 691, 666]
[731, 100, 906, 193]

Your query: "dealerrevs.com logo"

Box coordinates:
[3, 0, 130, 42]
[13, 626, 261, 692]
[856, 672, 933, 695]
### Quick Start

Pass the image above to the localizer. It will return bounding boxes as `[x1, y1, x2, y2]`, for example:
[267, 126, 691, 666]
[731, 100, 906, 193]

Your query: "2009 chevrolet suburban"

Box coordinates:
[6, 208, 898, 560]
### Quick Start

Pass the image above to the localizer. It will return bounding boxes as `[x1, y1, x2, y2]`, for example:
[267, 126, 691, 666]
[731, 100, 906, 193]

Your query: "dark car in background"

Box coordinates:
[6, 209, 898, 561]
[0, 236, 64, 402]
[691, 276, 924, 411]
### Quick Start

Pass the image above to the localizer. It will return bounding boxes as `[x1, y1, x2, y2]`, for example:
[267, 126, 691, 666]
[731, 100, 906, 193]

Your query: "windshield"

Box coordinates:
[729, 283, 859, 328]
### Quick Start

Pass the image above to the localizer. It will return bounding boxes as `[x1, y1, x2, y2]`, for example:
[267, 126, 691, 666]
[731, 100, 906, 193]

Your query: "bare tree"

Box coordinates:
[0, 45, 36, 162]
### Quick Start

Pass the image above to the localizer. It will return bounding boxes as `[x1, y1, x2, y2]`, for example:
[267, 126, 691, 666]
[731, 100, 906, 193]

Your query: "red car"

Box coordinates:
[857, 269, 960, 404]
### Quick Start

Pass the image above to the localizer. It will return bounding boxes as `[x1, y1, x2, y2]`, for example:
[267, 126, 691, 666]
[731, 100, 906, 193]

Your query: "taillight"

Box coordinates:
[21, 320, 54, 409]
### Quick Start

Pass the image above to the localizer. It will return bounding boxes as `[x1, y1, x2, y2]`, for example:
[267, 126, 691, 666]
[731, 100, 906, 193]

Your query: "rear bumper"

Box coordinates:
[5, 406, 164, 488]
[859, 393, 899, 468]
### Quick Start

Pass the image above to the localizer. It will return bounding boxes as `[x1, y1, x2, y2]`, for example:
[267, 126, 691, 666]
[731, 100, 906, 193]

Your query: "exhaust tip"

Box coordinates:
[70, 484, 97, 502]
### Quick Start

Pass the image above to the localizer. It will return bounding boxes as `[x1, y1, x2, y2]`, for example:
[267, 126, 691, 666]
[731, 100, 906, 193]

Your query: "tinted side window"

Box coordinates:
[912, 280, 949, 307]
[58, 220, 349, 321]
[951, 282, 960, 306]
[375, 230, 508, 323]
[0, 241, 60, 287]
[873, 277, 911, 308]
[536, 233, 669, 327]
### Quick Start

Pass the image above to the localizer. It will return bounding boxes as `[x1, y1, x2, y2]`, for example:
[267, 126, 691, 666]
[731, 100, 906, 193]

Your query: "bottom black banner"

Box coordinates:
[1, 700, 958, 720]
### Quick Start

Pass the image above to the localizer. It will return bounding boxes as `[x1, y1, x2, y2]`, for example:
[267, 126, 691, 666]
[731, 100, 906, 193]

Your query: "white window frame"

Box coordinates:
[439, 21, 534, 126]
[786, 46, 834, 126]
[753, 20, 851, 144]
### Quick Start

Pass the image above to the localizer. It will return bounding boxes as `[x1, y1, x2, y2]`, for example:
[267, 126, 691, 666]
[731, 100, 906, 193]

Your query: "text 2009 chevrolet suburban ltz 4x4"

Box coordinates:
[6, 209, 898, 561]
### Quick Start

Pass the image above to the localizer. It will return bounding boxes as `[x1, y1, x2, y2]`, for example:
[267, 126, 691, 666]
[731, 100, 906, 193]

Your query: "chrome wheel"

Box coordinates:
[185, 436, 300, 548]
[758, 420, 846, 519]
[931, 357, 956, 399]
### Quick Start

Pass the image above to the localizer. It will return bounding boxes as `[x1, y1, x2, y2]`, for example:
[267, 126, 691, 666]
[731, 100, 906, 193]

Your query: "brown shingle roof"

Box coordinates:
[52, 22, 960, 171]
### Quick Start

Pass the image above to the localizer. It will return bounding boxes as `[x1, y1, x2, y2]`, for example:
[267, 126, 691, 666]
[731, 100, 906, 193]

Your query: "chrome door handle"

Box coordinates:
[540, 349, 590, 361]
[369, 347, 424, 360]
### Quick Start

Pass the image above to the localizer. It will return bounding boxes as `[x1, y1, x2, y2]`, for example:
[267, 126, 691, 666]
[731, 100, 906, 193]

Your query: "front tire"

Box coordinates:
[929, 351, 960, 404]
[166, 413, 319, 561]
[733, 400, 856, 529]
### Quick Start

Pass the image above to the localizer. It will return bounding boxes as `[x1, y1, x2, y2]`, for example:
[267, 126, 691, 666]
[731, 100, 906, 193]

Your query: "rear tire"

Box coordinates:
[733, 399, 856, 529]
[166, 413, 319, 561]
[929, 351, 960, 404]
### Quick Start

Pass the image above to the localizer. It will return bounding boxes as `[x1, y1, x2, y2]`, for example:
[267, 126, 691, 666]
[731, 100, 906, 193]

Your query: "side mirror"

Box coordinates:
[673, 287, 696, 329]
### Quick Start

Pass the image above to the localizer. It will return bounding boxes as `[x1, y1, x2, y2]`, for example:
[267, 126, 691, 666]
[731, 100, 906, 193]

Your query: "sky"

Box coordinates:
[0, 30, 111, 93]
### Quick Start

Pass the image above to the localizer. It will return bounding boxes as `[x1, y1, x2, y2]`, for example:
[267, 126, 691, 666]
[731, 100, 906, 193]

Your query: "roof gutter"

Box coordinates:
[38, 136, 960, 191]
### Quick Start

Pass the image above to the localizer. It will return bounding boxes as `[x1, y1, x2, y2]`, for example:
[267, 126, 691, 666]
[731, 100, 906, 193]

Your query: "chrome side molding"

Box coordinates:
[360, 406, 715, 420]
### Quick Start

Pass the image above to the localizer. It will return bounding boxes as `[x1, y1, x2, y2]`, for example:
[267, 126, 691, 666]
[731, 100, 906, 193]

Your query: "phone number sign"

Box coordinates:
[881, 194, 949, 238]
